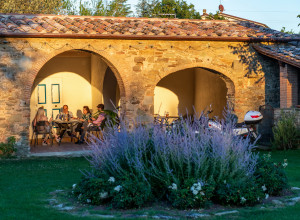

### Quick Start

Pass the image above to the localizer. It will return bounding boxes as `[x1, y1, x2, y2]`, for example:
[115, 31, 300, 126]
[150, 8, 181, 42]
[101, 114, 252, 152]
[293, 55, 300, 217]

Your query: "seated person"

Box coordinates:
[76, 104, 106, 144]
[92, 104, 104, 120]
[75, 106, 92, 144]
[55, 104, 74, 142]
[33, 107, 58, 145]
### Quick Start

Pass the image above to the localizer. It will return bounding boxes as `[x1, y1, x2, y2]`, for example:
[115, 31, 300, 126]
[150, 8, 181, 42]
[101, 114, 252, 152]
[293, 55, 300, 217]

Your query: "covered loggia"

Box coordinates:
[154, 67, 234, 119]
[29, 49, 120, 149]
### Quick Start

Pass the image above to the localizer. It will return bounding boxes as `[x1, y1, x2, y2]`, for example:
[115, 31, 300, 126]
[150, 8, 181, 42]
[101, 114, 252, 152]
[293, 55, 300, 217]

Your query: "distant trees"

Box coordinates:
[0, 0, 69, 14]
[136, 0, 201, 19]
[69, 0, 132, 17]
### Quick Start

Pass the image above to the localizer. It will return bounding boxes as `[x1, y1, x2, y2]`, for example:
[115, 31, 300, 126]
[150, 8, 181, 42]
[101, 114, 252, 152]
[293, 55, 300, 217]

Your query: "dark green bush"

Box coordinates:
[0, 136, 16, 158]
[111, 176, 153, 209]
[73, 175, 114, 205]
[254, 153, 289, 196]
[272, 111, 300, 150]
[167, 179, 215, 209]
[214, 178, 264, 206]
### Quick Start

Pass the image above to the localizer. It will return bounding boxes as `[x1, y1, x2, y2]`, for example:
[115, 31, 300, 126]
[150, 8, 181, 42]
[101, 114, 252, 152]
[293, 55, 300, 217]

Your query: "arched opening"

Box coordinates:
[154, 67, 234, 119]
[30, 49, 121, 152]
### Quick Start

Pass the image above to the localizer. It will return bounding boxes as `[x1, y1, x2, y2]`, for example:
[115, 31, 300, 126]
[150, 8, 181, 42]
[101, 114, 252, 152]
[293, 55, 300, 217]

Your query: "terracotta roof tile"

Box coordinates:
[0, 13, 299, 42]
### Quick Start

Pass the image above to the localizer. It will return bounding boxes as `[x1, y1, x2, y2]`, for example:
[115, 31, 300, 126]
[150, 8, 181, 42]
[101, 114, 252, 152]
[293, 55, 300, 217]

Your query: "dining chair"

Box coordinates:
[31, 121, 53, 147]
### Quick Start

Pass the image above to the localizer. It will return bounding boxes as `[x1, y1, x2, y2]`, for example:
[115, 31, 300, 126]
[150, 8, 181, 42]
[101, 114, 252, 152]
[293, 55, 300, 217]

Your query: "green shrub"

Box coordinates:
[167, 179, 215, 209]
[214, 178, 264, 206]
[272, 111, 300, 150]
[73, 175, 114, 205]
[111, 176, 153, 209]
[0, 136, 16, 158]
[254, 153, 289, 196]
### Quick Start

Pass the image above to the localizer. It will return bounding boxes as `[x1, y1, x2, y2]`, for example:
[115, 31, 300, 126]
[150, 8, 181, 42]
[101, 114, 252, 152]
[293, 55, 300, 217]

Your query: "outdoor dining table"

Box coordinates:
[52, 119, 81, 143]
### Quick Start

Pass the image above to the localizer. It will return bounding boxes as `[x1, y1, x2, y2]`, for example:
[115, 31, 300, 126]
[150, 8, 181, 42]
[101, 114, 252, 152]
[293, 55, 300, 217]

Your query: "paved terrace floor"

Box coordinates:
[30, 137, 91, 157]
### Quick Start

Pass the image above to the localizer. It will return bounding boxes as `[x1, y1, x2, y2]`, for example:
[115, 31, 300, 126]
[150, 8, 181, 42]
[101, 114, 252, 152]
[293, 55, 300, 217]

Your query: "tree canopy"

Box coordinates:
[136, 0, 201, 19]
[0, 0, 69, 14]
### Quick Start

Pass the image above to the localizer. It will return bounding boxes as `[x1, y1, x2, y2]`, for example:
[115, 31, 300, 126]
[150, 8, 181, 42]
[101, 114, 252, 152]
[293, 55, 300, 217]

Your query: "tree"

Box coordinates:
[136, 0, 200, 19]
[107, 0, 132, 17]
[0, 0, 70, 14]
[77, 0, 107, 16]
[298, 14, 300, 26]
[280, 27, 295, 34]
[136, 0, 158, 17]
[206, 11, 225, 20]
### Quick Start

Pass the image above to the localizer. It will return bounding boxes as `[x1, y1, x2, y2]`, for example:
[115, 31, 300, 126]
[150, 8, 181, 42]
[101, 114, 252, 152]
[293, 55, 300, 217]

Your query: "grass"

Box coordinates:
[0, 150, 300, 219]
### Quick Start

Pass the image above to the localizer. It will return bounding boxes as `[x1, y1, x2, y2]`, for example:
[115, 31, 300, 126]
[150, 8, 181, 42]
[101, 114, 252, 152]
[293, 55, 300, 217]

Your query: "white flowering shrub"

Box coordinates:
[167, 179, 215, 209]
[254, 153, 289, 196]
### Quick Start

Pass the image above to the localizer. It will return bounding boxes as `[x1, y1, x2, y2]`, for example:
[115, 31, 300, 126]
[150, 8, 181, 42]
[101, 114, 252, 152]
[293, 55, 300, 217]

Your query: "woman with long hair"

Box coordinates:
[75, 106, 92, 144]
[32, 107, 54, 145]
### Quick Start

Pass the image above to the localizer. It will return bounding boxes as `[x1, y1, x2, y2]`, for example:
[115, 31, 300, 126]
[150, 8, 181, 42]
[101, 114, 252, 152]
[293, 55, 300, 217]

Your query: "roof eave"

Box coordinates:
[253, 45, 300, 69]
[0, 33, 299, 42]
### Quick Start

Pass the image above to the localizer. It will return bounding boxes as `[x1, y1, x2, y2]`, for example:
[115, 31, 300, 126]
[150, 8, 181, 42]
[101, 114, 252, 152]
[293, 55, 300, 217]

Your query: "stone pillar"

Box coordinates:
[91, 54, 107, 111]
[280, 63, 298, 108]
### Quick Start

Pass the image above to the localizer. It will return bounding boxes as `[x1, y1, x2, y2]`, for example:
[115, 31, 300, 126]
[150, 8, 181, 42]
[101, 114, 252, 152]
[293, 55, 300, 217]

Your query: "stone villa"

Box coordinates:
[0, 12, 299, 155]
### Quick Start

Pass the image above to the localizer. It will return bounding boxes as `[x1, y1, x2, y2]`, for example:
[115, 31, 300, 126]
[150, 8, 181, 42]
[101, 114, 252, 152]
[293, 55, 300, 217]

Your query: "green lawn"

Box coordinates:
[0, 150, 300, 219]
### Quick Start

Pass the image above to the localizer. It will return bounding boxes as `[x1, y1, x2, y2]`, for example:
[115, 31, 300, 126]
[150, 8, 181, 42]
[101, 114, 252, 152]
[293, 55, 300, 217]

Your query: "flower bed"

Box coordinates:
[73, 113, 289, 209]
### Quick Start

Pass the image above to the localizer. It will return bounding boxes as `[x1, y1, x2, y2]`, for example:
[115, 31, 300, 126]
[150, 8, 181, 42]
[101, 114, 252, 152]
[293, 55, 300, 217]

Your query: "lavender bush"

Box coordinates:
[73, 109, 288, 209]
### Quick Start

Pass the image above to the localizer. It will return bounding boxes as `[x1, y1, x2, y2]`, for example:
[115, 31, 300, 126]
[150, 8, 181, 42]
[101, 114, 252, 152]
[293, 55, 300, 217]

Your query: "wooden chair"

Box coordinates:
[31, 121, 53, 147]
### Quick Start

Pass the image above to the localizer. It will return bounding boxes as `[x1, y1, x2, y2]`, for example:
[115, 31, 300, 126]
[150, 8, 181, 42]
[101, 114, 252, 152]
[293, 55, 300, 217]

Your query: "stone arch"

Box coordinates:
[24, 46, 126, 104]
[155, 62, 235, 107]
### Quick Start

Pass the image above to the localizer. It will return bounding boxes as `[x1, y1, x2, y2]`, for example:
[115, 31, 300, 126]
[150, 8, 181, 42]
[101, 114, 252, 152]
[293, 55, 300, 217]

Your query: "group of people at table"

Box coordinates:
[32, 104, 106, 145]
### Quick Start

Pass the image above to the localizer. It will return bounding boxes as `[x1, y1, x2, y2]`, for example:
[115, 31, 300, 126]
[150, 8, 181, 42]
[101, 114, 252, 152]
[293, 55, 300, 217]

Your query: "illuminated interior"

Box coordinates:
[154, 68, 228, 118]
[30, 50, 120, 140]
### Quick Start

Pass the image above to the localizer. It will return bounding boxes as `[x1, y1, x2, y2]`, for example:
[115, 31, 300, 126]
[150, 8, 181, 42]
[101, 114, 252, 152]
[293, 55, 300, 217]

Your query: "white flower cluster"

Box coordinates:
[282, 159, 288, 168]
[168, 183, 177, 190]
[240, 197, 247, 203]
[99, 191, 108, 199]
[190, 182, 203, 196]
[86, 199, 91, 203]
[72, 184, 77, 189]
[265, 193, 269, 199]
[114, 185, 122, 192]
[108, 177, 115, 183]
[262, 185, 267, 192]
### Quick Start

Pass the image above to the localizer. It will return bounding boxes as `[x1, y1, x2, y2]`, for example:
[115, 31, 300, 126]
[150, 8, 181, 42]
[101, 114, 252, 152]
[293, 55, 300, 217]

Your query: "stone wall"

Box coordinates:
[274, 108, 300, 127]
[0, 38, 280, 155]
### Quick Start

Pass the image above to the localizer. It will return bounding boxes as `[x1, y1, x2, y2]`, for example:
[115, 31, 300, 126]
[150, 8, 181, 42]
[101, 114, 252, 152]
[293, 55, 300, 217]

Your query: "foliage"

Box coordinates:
[0, 136, 16, 158]
[272, 111, 300, 150]
[0, 0, 69, 14]
[106, 0, 132, 17]
[77, 0, 107, 16]
[74, 108, 279, 209]
[103, 109, 120, 129]
[73, 173, 153, 208]
[167, 179, 215, 209]
[72, 107, 290, 209]
[73, 175, 113, 205]
[136, 0, 200, 19]
[280, 27, 297, 35]
[214, 178, 264, 206]
[206, 11, 226, 20]
[111, 176, 153, 209]
[254, 153, 289, 196]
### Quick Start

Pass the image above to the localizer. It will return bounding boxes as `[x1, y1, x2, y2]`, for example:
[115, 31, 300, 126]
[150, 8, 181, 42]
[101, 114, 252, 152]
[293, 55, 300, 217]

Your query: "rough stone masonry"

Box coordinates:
[0, 37, 280, 155]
